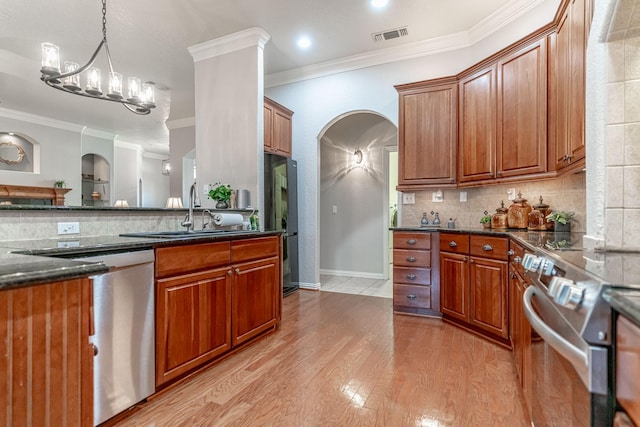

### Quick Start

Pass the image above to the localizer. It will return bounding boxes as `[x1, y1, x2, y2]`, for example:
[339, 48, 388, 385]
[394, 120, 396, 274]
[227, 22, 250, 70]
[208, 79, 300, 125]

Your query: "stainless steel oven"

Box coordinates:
[522, 251, 614, 426]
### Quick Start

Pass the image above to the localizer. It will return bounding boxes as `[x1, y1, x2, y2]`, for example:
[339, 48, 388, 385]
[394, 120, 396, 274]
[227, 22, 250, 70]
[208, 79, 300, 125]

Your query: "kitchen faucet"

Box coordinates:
[181, 182, 200, 232]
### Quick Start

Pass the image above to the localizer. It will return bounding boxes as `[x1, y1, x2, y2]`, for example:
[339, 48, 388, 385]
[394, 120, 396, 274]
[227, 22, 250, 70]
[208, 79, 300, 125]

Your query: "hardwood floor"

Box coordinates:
[115, 291, 528, 427]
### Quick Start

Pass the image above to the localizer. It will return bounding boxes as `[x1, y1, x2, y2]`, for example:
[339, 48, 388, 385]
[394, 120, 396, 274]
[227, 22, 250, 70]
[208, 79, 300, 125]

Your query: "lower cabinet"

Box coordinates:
[440, 232, 509, 344]
[392, 231, 441, 317]
[155, 236, 281, 388]
[0, 278, 93, 427]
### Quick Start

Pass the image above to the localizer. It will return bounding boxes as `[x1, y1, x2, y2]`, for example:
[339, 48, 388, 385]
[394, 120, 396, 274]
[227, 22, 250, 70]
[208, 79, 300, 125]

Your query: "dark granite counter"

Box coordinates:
[603, 289, 640, 328]
[0, 230, 282, 290]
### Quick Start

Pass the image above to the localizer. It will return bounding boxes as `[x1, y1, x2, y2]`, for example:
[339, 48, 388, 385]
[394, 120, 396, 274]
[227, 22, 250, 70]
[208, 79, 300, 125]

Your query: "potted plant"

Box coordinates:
[208, 182, 232, 209]
[480, 210, 492, 229]
[54, 179, 66, 188]
[546, 211, 575, 232]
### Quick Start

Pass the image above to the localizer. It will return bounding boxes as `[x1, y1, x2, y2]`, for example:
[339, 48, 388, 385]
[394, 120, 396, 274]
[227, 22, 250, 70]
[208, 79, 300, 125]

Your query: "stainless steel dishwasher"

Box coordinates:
[74, 250, 155, 426]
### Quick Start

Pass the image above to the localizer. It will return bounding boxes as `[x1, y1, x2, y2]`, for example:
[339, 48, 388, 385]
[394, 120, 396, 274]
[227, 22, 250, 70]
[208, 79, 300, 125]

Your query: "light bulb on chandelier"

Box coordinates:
[40, 0, 155, 115]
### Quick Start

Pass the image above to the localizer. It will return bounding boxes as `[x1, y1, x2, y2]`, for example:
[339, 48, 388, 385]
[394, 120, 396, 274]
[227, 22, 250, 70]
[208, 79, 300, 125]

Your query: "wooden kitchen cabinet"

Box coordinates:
[616, 315, 640, 425]
[231, 237, 281, 346]
[395, 78, 458, 190]
[0, 278, 93, 427]
[549, 0, 587, 174]
[439, 232, 510, 345]
[264, 96, 293, 157]
[458, 36, 548, 185]
[392, 231, 441, 316]
[155, 235, 282, 388]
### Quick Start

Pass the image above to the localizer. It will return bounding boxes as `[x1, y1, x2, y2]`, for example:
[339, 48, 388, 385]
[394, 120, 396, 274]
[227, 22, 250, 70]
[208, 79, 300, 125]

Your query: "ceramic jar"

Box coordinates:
[491, 201, 509, 229]
[508, 192, 532, 229]
[528, 196, 552, 231]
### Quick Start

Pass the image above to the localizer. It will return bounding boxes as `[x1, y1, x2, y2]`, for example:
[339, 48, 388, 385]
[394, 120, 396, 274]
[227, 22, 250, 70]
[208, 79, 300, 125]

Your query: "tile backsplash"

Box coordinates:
[400, 172, 586, 231]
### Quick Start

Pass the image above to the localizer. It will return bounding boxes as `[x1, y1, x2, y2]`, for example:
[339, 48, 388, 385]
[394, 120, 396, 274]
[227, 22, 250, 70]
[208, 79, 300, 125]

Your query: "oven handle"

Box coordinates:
[523, 286, 588, 370]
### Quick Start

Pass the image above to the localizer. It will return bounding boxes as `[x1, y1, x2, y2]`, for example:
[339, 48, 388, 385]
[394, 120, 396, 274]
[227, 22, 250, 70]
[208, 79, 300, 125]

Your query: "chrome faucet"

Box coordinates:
[181, 182, 199, 232]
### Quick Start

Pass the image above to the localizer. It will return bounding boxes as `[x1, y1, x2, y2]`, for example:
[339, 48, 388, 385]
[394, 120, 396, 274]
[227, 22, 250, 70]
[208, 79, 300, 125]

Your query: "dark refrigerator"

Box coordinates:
[264, 153, 299, 296]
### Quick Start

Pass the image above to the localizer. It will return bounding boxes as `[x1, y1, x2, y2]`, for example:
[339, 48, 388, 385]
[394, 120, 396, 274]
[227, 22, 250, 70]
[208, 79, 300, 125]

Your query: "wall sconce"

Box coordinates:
[162, 159, 171, 176]
[113, 199, 129, 207]
[165, 197, 183, 208]
[353, 148, 363, 164]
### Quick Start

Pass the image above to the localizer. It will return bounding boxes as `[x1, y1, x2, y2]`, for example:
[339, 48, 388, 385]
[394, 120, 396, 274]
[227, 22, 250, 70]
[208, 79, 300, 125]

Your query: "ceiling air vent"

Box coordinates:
[372, 26, 409, 42]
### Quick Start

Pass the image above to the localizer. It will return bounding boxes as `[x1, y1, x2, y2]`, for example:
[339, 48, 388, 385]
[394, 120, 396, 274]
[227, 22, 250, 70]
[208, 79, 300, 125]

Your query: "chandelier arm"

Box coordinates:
[42, 80, 151, 115]
[41, 40, 106, 83]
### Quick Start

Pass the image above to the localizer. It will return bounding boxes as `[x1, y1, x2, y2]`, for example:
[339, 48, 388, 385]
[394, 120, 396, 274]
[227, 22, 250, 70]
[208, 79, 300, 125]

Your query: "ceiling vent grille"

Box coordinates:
[372, 26, 409, 42]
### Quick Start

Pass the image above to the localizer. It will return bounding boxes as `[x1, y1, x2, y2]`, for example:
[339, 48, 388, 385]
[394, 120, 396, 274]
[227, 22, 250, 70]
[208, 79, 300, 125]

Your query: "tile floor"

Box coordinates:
[320, 273, 393, 298]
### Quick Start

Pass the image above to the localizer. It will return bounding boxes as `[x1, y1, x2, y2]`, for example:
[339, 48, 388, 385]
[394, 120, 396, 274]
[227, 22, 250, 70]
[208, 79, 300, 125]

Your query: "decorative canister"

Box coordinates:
[507, 192, 532, 229]
[528, 196, 552, 231]
[91, 191, 101, 201]
[491, 201, 509, 229]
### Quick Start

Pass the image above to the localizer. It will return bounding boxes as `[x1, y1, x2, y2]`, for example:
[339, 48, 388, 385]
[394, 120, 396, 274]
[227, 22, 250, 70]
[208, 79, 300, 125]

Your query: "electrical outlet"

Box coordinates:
[332, 205, 338, 214]
[402, 193, 415, 205]
[432, 190, 443, 203]
[57, 222, 80, 235]
[507, 188, 516, 200]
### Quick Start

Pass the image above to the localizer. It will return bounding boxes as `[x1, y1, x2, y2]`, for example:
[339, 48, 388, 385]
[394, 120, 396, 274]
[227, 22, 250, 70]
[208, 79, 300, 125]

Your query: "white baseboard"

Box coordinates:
[319, 269, 384, 280]
[298, 282, 320, 290]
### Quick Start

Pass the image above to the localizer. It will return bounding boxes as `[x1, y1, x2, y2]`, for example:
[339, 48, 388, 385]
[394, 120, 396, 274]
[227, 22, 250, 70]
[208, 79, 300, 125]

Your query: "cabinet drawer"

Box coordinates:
[470, 235, 509, 260]
[393, 249, 431, 268]
[393, 283, 433, 309]
[231, 236, 280, 263]
[394, 232, 431, 250]
[440, 233, 470, 254]
[393, 266, 431, 285]
[156, 241, 231, 278]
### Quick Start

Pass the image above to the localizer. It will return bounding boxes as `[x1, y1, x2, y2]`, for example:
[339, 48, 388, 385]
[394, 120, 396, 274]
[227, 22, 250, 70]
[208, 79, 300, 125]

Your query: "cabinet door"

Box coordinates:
[440, 252, 469, 322]
[567, 0, 586, 165]
[469, 256, 508, 339]
[496, 38, 548, 178]
[458, 65, 497, 182]
[156, 267, 232, 387]
[273, 109, 292, 155]
[264, 103, 274, 150]
[397, 80, 458, 187]
[509, 266, 523, 377]
[232, 256, 280, 346]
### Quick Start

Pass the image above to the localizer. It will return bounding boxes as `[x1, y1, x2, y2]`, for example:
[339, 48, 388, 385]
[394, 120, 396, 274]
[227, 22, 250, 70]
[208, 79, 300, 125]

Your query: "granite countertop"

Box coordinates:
[0, 230, 282, 290]
[603, 289, 640, 328]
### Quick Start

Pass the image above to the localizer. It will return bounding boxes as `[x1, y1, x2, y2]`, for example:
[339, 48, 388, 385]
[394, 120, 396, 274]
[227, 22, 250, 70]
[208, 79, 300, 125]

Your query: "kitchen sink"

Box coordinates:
[120, 229, 252, 239]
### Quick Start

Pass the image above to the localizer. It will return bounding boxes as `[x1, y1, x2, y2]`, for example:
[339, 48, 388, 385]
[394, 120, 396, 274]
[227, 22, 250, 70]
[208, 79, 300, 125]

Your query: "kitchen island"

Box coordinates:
[0, 230, 283, 427]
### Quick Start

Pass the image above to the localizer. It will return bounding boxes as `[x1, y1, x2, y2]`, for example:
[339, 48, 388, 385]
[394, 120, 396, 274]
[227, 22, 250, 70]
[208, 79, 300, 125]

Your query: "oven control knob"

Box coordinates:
[522, 253, 541, 272]
[551, 278, 585, 310]
[540, 259, 556, 276]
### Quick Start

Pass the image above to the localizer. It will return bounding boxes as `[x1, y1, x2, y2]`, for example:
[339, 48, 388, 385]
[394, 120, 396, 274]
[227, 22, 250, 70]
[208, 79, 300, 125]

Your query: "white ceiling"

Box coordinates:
[0, 0, 553, 154]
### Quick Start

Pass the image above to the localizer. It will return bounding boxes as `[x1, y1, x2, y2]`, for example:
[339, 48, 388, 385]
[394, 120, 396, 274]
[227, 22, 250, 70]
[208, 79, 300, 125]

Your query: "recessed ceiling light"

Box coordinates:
[371, 0, 389, 8]
[297, 36, 312, 49]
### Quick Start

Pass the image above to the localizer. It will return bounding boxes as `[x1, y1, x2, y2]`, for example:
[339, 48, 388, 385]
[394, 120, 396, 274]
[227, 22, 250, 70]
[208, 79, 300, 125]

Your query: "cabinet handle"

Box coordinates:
[407, 294, 417, 300]
[449, 241, 458, 248]
[407, 256, 416, 262]
[507, 249, 515, 256]
[463, 256, 467, 262]
[482, 244, 493, 251]
[235, 268, 240, 274]
[406, 274, 417, 280]
[469, 259, 474, 263]
[91, 344, 99, 356]
[511, 273, 517, 279]
[407, 239, 417, 245]
[227, 270, 233, 276]
[514, 256, 522, 264]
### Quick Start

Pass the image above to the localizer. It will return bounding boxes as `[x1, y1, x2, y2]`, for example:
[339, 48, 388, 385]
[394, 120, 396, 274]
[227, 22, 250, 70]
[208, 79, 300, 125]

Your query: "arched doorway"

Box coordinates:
[318, 110, 398, 296]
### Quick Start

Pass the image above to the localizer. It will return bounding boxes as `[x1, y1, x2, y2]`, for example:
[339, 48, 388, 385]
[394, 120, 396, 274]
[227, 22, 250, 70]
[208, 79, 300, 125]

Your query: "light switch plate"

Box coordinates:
[459, 191, 468, 202]
[432, 191, 443, 203]
[402, 193, 415, 205]
[332, 205, 338, 214]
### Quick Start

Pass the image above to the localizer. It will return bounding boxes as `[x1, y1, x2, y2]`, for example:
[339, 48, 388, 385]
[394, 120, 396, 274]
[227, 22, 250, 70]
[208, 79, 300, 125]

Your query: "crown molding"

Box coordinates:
[81, 127, 117, 140]
[0, 107, 83, 133]
[189, 27, 271, 63]
[142, 151, 168, 160]
[114, 139, 143, 153]
[265, 0, 547, 88]
[166, 116, 195, 130]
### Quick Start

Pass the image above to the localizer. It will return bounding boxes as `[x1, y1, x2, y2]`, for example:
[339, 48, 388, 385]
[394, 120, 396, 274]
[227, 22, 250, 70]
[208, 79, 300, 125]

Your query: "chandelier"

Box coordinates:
[40, 0, 155, 115]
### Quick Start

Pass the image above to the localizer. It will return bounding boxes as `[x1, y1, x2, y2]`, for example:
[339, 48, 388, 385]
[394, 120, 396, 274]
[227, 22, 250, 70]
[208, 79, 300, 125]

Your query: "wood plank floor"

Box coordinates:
[115, 290, 528, 427]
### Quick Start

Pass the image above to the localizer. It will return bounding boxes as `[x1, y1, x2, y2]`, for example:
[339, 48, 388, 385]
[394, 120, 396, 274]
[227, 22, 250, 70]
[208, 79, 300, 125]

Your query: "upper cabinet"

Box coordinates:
[264, 97, 294, 158]
[549, 0, 588, 173]
[396, 78, 458, 190]
[396, 0, 589, 190]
